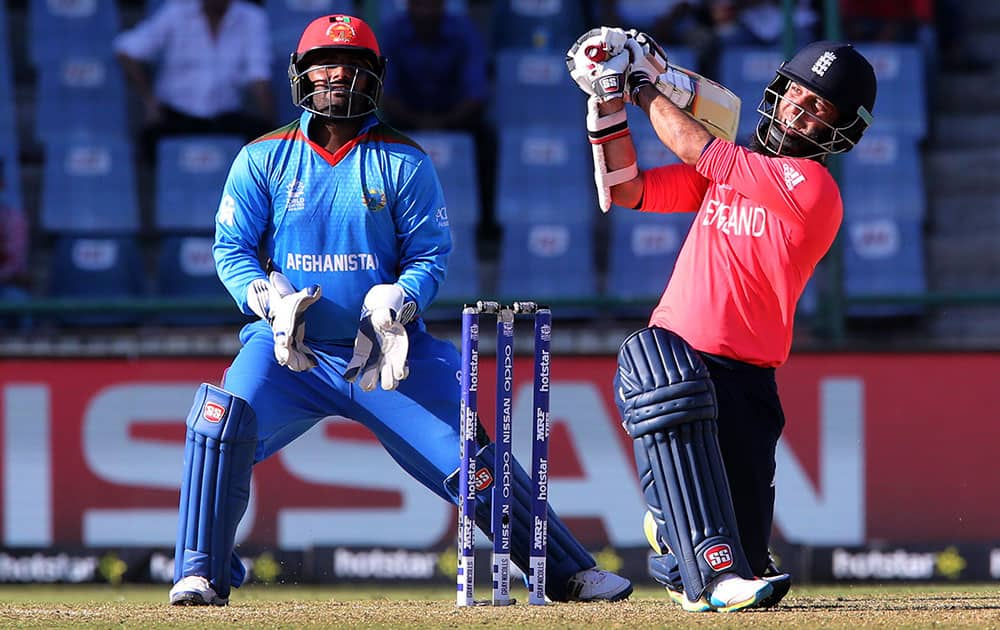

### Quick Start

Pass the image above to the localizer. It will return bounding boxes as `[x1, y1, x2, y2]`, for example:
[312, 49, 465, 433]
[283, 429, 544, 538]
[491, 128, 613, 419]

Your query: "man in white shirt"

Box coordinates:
[114, 0, 277, 161]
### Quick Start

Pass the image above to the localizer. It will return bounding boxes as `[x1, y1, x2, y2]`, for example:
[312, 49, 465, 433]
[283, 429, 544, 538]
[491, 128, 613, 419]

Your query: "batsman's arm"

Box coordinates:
[632, 83, 715, 166]
[595, 99, 644, 209]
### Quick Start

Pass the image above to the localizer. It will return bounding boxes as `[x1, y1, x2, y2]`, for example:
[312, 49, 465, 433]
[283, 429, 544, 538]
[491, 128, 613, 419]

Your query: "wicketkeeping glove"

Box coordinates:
[567, 26, 631, 102]
[247, 271, 322, 372]
[345, 284, 418, 392]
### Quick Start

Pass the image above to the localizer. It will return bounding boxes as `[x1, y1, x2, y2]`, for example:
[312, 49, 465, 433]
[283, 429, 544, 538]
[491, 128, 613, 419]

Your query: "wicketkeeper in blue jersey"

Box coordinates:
[168, 13, 632, 606]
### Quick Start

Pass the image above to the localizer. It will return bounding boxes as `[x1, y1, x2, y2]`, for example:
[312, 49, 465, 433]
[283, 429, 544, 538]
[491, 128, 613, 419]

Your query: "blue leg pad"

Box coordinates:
[444, 442, 595, 602]
[174, 383, 257, 599]
[617, 327, 752, 600]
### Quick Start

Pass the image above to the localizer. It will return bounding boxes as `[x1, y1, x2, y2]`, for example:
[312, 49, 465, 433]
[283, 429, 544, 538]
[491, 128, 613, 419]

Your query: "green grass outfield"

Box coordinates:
[0, 584, 998, 629]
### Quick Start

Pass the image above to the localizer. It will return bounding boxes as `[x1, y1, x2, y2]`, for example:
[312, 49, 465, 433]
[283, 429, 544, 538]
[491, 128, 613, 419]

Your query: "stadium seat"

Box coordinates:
[154, 135, 244, 232]
[841, 132, 925, 221]
[491, 49, 587, 128]
[854, 44, 926, 139]
[40, 135, 140, 234]
[661, 46, 698, 74]
[719, 44, 926, 143]
[717, 46, 785, 145]
[494, 126, 594, 225]
[46, 235, 147, 326]
[0, 5, 21, 211]
[0, 1, 18, 207]
[28, 0, 120, 66]
[605, 210, 693, 301]
[490, 0, 586, 52]
[408, 130, 480, 226]
[155, 235, 244, 326]
[265, 0, 356, 60]
[379, 0, 467, 23]
[34, 54, 129, 143]
[0, 151, 22, 215]
[436, 223, 479, 303]
[628, 108, 684, 170]
[497, 221, 597, 301]
[797, 274, 820, 319]
[843, 215, 926, 317]
[0, 3, 13, 137]
[144, 0, 198, 16]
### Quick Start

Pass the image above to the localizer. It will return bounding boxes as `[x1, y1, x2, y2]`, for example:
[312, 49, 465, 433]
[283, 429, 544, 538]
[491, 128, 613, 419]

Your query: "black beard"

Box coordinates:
[310, 92, 370, 118]
[750, 119, 828, 163]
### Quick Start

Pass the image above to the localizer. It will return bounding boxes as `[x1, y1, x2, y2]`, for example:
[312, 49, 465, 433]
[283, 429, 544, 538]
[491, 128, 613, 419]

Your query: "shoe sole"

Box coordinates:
[604, 583, 633, 602]
[169, 591, 228, 607]
[709, 582, 774, 613]
[665, 588, 713, 612]
[754, 573, 791, 609]
[574, 583, 633, 603]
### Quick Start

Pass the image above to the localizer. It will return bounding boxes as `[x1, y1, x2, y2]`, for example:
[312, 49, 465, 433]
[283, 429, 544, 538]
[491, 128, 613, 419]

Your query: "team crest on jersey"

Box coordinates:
[364, 188, 387, 212]
[326, 17, 356, 44]
[285, 179, 306, 212]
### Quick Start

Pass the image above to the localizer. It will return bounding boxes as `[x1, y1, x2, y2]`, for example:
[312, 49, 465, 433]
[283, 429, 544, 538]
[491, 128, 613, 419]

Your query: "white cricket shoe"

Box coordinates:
[664, 585, 713, 612]
[566, 568, 633, 602]
[705, 573, 773, 612]
[169, 575, 228, 606]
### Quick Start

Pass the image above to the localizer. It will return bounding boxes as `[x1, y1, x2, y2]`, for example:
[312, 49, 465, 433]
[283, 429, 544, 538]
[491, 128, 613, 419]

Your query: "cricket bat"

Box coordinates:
[582, 40, 741, 211]
[653, 63, 741, 141]
[583, 42, 741, 141]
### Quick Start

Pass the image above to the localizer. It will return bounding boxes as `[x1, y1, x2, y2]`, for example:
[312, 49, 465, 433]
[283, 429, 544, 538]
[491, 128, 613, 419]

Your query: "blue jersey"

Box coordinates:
[214, 111, 451, 344]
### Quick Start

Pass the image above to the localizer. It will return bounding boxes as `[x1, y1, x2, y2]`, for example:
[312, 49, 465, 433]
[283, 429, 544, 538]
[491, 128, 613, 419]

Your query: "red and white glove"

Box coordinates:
[567, 26, 631, 102]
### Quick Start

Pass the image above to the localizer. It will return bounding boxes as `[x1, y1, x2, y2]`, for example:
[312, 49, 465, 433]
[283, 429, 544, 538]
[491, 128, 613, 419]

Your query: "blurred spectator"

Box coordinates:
[841, 0, 990, 73]
[933, 0, 992, 73]
[595, 0, 714, 51]
[706, 0, 819, 71]
[840, 0, 934, 45]
[0, 158, 31, 331]
[733, 0, 817, 46]
[113, 0, 277, 163]
[379, 0, 498, 252]
[709, 0, 759, 47]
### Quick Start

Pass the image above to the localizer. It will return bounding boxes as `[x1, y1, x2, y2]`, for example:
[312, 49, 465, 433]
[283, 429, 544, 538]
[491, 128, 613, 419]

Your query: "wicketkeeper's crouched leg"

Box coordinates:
[445, 442, 625, 602]
[172, 383, 257, 605]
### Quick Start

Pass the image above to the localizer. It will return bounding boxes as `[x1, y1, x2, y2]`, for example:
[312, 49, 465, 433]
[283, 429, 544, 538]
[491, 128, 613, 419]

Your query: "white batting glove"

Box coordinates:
[247, 271, 322, 371]
[345, 284, 418, 392]
[567, 26, 631, 101]
[624, 31, 669, 103]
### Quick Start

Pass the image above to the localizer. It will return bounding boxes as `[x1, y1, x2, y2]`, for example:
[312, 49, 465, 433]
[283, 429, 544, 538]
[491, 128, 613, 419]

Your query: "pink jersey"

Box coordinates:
[640, 139, 842, 367]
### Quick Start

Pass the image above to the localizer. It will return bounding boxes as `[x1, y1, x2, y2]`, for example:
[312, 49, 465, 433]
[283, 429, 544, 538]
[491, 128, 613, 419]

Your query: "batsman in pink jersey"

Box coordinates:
[567, 31, 877, 612]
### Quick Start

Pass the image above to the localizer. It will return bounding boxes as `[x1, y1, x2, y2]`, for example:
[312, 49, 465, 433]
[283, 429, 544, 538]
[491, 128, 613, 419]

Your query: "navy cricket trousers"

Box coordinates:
[700, 352, 786, 576]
